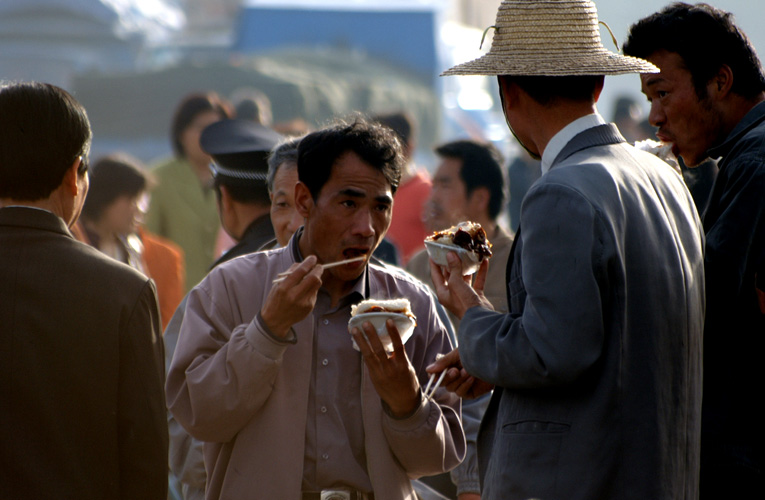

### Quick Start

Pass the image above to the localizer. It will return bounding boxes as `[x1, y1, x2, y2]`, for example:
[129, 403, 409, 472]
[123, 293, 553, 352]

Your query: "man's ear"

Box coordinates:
[710, 64, 734, 99]
[468, 186, 490, 215]
[294, 181, 313, 219]
[63, 158, 82, 196]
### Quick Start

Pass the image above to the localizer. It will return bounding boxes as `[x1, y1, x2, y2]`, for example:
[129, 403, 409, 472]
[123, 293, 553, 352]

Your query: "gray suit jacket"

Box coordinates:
[0, 207, 168, 499]
[459, 125, 705, 499]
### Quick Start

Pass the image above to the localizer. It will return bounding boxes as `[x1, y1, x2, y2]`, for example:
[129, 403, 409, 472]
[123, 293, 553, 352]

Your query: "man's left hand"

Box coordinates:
[351, 319, 420, 418]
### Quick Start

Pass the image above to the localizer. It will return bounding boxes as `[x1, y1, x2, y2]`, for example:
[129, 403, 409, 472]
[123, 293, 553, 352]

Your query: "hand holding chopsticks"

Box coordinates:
[272, 255, 366, 284]
[423, 369, 447, 401]
[423, 353, 446, 401]
[424, 348, 494, 400]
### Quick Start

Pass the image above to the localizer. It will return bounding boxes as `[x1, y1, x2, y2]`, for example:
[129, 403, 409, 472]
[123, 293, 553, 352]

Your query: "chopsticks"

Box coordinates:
[423, 353, 446, 401]
[272, 255, 367, 284]
[423, 370, 447, 401]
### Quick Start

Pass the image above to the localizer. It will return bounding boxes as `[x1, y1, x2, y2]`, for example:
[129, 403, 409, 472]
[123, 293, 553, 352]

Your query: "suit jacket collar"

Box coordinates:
[552, 123, 626, 169]
[0, 206, 74, 239]
[506, 124, 625, 306]
[707, 100, 765, 162]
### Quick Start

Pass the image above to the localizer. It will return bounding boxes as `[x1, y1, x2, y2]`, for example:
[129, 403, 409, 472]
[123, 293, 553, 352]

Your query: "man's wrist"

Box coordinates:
[383, 391, 422, 419]
[259, 308, 291, 338]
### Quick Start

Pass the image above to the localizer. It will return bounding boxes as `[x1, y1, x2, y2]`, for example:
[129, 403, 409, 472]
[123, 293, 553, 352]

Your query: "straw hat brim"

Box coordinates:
[442, 50, 658, 77]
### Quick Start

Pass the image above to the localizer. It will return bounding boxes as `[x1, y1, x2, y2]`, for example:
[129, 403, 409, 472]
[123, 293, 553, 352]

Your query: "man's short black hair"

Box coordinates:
[82, 153, 152, 221]
[297, 117, 403, 200]
[499, 75, 603, 106]
[435, 140, 506, 220]
[623, 2, 765, 99]
[0, 82, 92, 201]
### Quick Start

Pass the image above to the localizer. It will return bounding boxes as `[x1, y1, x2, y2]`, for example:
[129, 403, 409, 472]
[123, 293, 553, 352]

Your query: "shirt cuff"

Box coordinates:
[244, 312, 296, 360]
[382, 390, 434, 429]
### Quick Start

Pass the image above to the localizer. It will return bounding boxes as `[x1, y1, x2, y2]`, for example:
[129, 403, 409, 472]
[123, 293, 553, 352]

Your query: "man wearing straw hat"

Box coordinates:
[427, 1, 705, 499]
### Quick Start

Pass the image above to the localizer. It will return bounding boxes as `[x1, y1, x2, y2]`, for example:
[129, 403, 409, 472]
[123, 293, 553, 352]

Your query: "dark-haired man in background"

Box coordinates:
[409, 139, 512, 331]
[624, 2, 765, 494]
[166, 118, 464, 499]
[407, 139, 511, 499]
[0, 81, 167, 499]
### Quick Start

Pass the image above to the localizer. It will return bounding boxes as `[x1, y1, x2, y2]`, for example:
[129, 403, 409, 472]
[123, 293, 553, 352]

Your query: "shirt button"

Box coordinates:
[323, 319, 329, 325]
[322, 453, 329, 460]
[320, 406, 327, 413]
[322, 358, 329, 366]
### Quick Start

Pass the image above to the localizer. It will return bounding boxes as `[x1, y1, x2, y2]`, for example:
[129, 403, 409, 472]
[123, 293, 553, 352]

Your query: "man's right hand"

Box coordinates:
[429, 252, 493, 319]
[260, 255, 323, 338]
[426, 348, 493, 400]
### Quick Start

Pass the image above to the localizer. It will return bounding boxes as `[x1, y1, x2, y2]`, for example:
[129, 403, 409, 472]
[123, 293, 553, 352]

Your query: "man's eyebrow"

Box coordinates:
[643, 75, 665, 88]
[338, 188, 392, 204]
[339, 188, 365, 198]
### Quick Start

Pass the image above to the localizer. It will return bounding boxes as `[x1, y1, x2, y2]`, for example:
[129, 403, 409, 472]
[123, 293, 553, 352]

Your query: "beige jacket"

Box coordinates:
[166, 241, 465, 500]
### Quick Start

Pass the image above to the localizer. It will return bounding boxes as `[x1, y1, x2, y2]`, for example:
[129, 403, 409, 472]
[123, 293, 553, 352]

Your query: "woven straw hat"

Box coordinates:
[442, 0, 658, 77]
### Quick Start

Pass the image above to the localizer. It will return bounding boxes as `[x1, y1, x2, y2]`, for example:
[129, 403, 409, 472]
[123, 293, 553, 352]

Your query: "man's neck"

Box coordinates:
[533, 103, 599, 158]
[721, 92, 765, 139]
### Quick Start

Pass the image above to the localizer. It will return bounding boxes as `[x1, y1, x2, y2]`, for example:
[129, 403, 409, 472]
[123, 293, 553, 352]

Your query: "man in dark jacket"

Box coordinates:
[0, 82, 168, 499]
[624, 3, 765, 496]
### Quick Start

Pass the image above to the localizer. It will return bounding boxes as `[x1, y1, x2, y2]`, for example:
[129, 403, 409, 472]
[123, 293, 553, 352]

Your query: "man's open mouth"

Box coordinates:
[343, 248, 369, 260]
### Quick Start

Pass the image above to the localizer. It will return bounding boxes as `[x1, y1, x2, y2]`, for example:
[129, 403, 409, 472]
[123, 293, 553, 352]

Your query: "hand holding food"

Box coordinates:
[348, 298, 417, 352]
[424, 221, 492, 275]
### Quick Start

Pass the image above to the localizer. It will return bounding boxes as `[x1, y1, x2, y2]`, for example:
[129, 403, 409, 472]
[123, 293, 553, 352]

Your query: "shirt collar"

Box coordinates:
[707, 100, 765, 160]
[541, 113, 606, 175]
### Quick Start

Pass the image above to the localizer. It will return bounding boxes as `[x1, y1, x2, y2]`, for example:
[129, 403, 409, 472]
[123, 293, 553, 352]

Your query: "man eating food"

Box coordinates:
[166, 117, 464, 500]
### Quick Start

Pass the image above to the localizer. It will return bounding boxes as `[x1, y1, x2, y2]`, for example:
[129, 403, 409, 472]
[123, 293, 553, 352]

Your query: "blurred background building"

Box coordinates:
[1, 0, 762, 168]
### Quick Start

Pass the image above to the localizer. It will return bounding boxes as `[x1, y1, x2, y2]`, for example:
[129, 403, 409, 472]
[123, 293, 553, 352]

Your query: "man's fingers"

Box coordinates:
[358, 321, 388, 361]
[350, 326, 373, 358]
[386, 319, 406, 360]
[454, 376, 480, 399]
[442, 367, 471, 392]
[275, 255, 319, 285]
[428, 258, 449, 295]
[446, 251, 464, 275]
[426, 347, 460, 374]
[472, 258, 490, 292]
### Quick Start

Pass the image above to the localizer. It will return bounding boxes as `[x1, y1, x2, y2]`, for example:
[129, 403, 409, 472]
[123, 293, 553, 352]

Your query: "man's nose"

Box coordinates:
[352, 209, 375, 238]
[648, 101, 665, 128]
